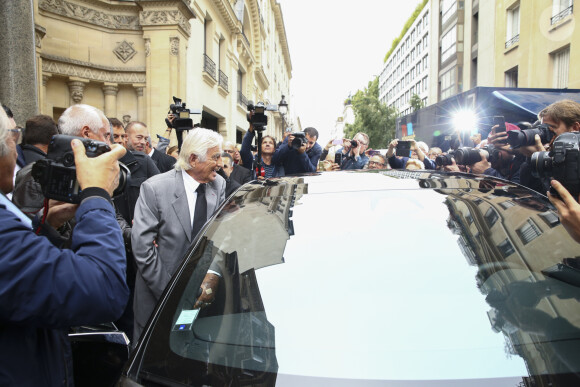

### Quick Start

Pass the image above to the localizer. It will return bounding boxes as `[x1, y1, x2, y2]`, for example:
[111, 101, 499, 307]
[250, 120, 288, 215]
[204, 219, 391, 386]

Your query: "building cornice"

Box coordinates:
[41, 54, 146, 84]
[209, 0, 240, 34]
[271, 0, 292, 75]
[137, 0, 196, 38]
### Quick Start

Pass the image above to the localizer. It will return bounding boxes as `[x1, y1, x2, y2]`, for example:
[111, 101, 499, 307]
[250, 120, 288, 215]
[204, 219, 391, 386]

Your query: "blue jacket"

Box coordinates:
[388, 155, 436, 170]
[241, 130, 284, 178]
[272, 137, 322, 175]
[0, 193, 129, 386]
[337, 147, 369, 170]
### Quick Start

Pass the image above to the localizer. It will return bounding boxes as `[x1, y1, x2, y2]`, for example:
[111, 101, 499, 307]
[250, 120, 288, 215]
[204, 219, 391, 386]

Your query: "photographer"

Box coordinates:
[471, 129, 524, 184]
[548, 180, 580, 243]
[272, 127, 322, 175]
[0, 107, 129, 385]
[334, 132, 370, 170]
[386, 139, 436, 170]
[240, 111, 284, 179]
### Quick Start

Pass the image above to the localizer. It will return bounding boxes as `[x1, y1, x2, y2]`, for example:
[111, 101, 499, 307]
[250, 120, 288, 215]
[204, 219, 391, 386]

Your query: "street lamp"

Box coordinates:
[278, 94, 288, 116]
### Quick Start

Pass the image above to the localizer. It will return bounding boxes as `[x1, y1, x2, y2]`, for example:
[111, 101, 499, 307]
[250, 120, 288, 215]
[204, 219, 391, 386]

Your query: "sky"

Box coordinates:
[277, 0, 423, 143]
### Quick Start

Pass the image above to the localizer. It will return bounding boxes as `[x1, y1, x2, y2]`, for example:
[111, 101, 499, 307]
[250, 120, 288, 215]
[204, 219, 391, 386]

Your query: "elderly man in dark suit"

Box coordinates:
[126, 121, 175, 172]
[223, 140, 252, 184]
[131, 128, 226, 342]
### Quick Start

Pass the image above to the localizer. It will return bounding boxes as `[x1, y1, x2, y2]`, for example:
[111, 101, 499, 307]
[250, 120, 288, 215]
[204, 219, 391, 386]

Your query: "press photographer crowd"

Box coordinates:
[1, 97, 580, 384]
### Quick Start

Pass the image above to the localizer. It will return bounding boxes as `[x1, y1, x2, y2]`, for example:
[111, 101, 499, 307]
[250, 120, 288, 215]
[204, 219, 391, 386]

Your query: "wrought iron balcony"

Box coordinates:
[551, 5, 573, 25]
[219, 70, 228, 92]
[203, 54, 216, 81]
[237, 91, 247, 107]
[505, 34, 519, 49]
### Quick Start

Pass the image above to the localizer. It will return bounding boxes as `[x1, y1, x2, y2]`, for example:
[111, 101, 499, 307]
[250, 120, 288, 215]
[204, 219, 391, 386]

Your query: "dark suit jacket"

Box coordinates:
[230, 164, 252, 185]
[150, 148, 176, 173]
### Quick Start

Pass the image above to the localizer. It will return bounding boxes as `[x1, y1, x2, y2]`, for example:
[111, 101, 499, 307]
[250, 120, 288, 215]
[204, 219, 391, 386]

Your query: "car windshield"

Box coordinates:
[136, 172, 580, 386]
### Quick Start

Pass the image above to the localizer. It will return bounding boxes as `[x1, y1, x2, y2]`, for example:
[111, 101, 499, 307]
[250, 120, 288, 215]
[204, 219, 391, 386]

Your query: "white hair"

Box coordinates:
[175, 128, 223, 171]
[0, 105, 11, 157]
[58, 104, 107, 136]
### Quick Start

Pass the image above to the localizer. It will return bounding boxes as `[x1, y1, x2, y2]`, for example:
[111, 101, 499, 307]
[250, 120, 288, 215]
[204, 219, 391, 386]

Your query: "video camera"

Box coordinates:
[31, 135, 129, 204]
[247, 101, 278, 132]
[507, 123, 554, 149]
[531, 132, 580, 199]
[166, 96, 201, 132]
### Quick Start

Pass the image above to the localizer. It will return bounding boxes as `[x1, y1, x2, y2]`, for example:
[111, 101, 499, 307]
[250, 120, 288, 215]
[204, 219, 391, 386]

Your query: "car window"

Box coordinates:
[136, 174, 580, 386]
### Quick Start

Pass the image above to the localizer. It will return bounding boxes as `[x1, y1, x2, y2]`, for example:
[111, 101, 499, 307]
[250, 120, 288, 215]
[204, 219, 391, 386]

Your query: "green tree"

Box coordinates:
[344, 77, 398, 149]
[409, 93, 424, 112]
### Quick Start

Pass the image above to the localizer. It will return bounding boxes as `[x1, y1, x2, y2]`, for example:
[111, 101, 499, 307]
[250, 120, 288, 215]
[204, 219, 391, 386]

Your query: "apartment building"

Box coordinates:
[29, 0, 291, 144]
[379, 2, 430, 116]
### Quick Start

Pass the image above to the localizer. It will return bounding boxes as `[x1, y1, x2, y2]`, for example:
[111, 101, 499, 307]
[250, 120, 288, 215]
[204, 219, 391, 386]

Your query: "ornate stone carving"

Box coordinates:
[134, 87, 144, 97]
[35, 24, 46, 49]
[42, 55, 146, 84]
[67, 80, 86, 103]
[123, 115, 131, 126]
[144, 38, 151, 57]
[42, 74, 51, 86]
[39, 0, 140, 30]
[114, 40, 137, 63]
[140, 10, 191, 36]
[170, 37, 179, 56]
[103, 84, 118, 96]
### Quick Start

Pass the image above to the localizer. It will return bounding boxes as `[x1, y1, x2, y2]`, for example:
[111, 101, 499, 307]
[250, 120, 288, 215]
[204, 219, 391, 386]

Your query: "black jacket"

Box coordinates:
[230, 164, 252, 185]
[151, 149, 176, 173]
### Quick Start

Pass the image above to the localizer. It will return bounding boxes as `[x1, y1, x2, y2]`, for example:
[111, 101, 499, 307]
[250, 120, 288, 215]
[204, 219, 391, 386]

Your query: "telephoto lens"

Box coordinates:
[454, 147, 482, 165]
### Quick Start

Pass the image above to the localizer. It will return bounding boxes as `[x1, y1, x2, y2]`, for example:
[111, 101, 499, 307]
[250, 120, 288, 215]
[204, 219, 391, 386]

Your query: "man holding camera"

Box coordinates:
[272, 127, 322, 175]
[131, 128, 226, 342]
[0, 106, 129, 386]
[332, 132, 370, 170]
[386, 138, 436, 170]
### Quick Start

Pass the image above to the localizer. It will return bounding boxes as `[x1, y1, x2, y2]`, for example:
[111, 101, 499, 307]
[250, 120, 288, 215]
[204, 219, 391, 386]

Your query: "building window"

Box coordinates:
[441, 0, 457, 25]
[441, 26, 457, 63]
[552, 0, 574, 24]
[497, 239, 515, 258]
[440, 67, 456, 100]
[539, 211, 560, 227]
[517, 219, 542, 245]
[484, 207, 499, 228]
[424, 12, 429, 26]
[505, 66, 518, 87]
[506, 4, 520, 49]
[552, 46, 570, 88]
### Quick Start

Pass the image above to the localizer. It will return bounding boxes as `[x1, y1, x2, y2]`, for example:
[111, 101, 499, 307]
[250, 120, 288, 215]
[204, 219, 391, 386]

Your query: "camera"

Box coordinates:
[290, 132, 307, 148]
[31, 135, 129, 204]
[435, 152, 455, 166]
[350, 140, 359, 148]
[166, 96, 201, 131]
[454, 145, 499, 166]
[531, 132, 580, 199]
[507, 123, 554, 149]
[247, 101, 278, 132]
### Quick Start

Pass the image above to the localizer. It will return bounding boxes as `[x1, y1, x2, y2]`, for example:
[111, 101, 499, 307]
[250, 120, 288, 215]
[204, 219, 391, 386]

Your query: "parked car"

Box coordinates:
[108, 170, 580, 386]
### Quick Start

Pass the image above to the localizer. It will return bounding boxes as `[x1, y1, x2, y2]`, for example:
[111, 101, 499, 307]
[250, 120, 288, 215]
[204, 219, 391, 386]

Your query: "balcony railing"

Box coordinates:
[237, 91, 247, 107]
[505, 34, 519, 49]
[219, 70, 228, 92]
[551, 5, 573, 25]
[203, 54, 216, 81]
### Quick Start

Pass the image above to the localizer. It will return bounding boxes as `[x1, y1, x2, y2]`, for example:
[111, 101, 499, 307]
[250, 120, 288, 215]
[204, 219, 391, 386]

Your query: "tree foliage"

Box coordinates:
[409, 93, 424, 112]
[383, 0, 429, 63]
[344, 77, 398, 149]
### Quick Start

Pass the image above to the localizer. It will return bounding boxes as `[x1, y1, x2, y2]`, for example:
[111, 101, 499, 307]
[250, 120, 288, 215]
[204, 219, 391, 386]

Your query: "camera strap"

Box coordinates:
[0, 193, 32, 229]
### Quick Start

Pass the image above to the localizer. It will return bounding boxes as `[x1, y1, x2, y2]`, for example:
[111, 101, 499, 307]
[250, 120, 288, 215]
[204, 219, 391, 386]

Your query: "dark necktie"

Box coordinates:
[191, 183, 207, 239]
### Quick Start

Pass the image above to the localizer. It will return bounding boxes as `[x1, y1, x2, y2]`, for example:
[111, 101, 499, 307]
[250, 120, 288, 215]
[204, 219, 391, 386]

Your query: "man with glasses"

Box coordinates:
[223, 140, 251, 185]
[367, 153, 388, 170]
[131, 128, 226, 342]
[218, 151, 242, 196]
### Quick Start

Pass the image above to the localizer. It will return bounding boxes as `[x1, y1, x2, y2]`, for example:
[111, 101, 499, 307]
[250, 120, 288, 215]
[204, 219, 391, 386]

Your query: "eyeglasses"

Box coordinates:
[224, 149, 235, 154]
[369, 161, 385, 167]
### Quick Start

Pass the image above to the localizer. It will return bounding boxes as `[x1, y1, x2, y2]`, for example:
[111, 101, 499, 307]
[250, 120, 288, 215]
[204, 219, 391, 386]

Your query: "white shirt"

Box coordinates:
[181, 169, 202, 226]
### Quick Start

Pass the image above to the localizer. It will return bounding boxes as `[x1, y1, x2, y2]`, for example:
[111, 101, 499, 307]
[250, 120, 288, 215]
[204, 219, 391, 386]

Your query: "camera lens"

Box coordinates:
[454, 147, 481, 165]
[530, 151, 552, 178]
[63, 152, 75, 167]
[351, 140, 358, 148]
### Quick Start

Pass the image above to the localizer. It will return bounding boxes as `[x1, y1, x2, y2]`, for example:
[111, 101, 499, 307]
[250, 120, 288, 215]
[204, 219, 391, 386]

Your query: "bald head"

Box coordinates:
[125, 121, 149, 152]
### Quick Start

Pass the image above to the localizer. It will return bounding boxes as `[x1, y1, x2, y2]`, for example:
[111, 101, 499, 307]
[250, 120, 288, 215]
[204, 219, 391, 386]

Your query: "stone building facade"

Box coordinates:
[33, 0, 292, 144]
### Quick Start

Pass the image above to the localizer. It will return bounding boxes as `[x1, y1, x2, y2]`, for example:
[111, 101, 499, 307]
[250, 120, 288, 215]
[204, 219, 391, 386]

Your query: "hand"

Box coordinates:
[443, 158, 460, 172]
[325, 138, 337, 151]
[352, 140, 362, 157]
[487, 130, 509, 148]
[167, 113, 175, 123]
[516, 134, 546, 157]
[46, 200, 78, 229]
[287, 134, 295, 146]
[72, 139, 126, 196]
[548, 180, 580, 244]
[322, 160, 340, 171]
[343, 139, 352, 151]
[388, 139, 399, 150]
[297, 141, 307, 154]
[470, 151, 491, 174]
[194, 272, 220, 309]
